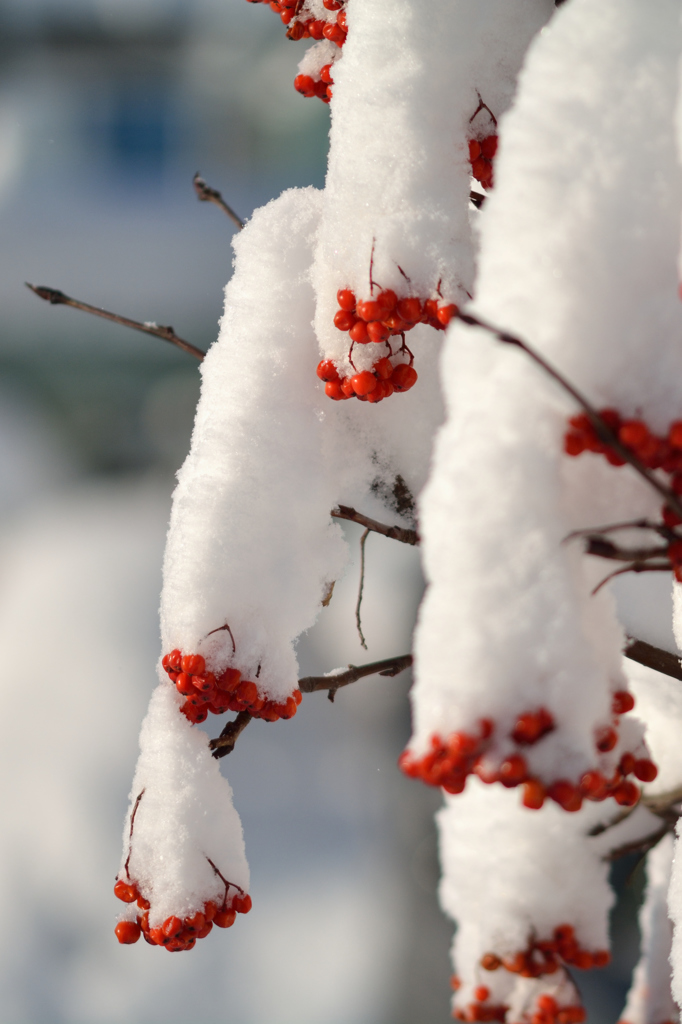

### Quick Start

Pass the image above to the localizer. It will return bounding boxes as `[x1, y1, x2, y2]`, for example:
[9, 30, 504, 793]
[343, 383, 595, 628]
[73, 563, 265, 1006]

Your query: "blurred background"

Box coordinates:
[0, 1, 644, 1021]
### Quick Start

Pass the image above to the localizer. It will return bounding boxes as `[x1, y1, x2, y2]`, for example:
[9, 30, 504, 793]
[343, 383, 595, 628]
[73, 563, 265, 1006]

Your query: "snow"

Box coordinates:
[161, 186, 347, 701]
[409, 0, 680, 791]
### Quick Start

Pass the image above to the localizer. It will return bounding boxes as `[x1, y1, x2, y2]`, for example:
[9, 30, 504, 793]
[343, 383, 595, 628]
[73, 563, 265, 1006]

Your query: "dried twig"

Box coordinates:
[299, 653, 413, 697]
[592, 561, 671, 595]
[26, 284, 206, 362]
[624, 636, 682, 682]
[193, 173, 245, 231]
[469, 190, 486, 209]
[355, 528, 370, 650]
[583, 537, 669, 563]
[124, 789, 145, 879]
[331, 505, 419, 545]
[209, 711, 252, 759]
[457, 310, 682, 522]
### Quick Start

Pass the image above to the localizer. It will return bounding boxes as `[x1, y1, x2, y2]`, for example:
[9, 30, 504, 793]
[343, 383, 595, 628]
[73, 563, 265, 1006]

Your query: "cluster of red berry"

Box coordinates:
[162, 650, 302, 723]
[481, 924, 610, 978]
[450, 982, 507, 1024]
[317, 356, 417, 403]
[530, 995, 587, 1024]
[114, 878, 252, 950]
[294, 62, 334, 104]
[468, 136, 497, 190]
[399, 692, 657, 811]
[319, 287, 457, 402]
[565, 410, 682, 576]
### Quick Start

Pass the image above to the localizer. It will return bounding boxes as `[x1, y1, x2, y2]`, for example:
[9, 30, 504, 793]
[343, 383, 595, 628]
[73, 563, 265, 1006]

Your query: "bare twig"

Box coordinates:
[565, 518, 676, 545]
[209, 711, 252, 759]
[26, 284, 206, 362]
[457, 310, 682, 522]
[605, 821, 673, 862]
[355, 528, 370, 650]
[206, 621, 237, 653]
[584, 537, 669, 562]
[193, 174, 245, 231]
[625, 636, 682, 682]
[124, 789, 145, 879]
[592, 561, 671, 595]
[299, 653, 413, 696]
[469, 190, 486, 209]
[331, 505, 419, 545]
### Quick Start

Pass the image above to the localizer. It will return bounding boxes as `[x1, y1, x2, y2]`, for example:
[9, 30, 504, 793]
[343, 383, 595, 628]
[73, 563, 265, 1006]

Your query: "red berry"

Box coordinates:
[468, 139, 482, 161]
[580, 770, 608, 800]
[391, 364, 418, 392]
[548, 780, 583, 812]
[236, 680, 259, 706]
[163, 916, 183, 939]
[366, 381, 386, 404]
[613, 780, 640, 806]
[334, 309, 356, 331]
[181, 654, 205, 675]
[115, 920, 141, 944]
[175, 672, 196, 696]
[376, 289, 397, 313]
[356, 300, 382, 322]
[471, 156, 493, 183]
[349, 320, 370, 343]
[308, 19, 325, 39]
[114, 880, 137, 903]
[521, 779, 545, 809]
[612, 690, 635, 715]
[214, 908, 236, 928]
[293, 74, 316, 98]
[340, 377, 356, 399]
[669, 421, 682, 448]
[396, 297, 422, 323]
[592, 950, 611, 967]
[336, 289, 356, 311]
[233, 893, 252, 914]
[320, 63, 334, 84]
[633, 758, 658, 782]
[437, 303, 458, 327]
[498, 754, 527, 787]
[663, 506, 682, 527]
[185, 912, 206, 933]
[474, 987, 490, 1003]
[481, 135, 498, 159]
[619, 752, 636, 776]
[595, 726, 617, 752]
[351, 371, 378, 396]
[323, 0, 342, 8]
[481, 953, 501, 971]
[373, 357, 393, 380]
[317, 359, 339, 382]
[217, 668, 241, 692]
[367, 320, 389, 343]
[325, 381, 347, 401]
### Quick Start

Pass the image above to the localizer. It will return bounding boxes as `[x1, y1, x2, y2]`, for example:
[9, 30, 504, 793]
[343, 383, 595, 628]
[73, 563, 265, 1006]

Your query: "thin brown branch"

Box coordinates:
[605, 821, 672, 862]
[592, 561, 671, 595]
[584, 537, 669, 562]
[124, 789, 145, 879]
[26, 284, 206, 362]
[355, 528, 370, 651]
[565, 518, 676, 545]
[193, 173, 245, 231]
[625, 636, 682, 682]
[331, 505, 419, 545]
[299, 653, 413, 697]
[209, 711, 252, 759]
[457, 310, 682, 522]
[469, 190, 486, 209]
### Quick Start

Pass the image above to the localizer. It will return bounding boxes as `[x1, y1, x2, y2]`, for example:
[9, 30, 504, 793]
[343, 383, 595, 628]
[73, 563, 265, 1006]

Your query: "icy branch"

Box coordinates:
[299, 653, 413, 700]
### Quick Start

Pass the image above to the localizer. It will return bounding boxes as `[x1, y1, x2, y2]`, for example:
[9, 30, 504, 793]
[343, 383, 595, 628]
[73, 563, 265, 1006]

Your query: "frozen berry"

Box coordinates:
[115, 920, 141, 944]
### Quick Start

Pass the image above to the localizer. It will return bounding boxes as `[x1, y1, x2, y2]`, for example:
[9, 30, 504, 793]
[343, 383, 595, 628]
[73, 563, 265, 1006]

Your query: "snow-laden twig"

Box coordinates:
[193, 173, 245, 231]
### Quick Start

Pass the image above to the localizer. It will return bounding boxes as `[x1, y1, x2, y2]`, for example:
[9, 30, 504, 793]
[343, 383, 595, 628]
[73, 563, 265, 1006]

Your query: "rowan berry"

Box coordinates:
[373, 357, 393, 380]
[580, 770, 608, 800]
[498, 754, 527, 787]
[474, 987, 490, 1003]
[367, 321, 389, 343]
[613, 780, 640, 806]
[612, 690, 635, 715]
[334, 309, 356, 331]
[481, 135, 498, 159]
[323, 0, 342, 9]
[437, 304, 458, 327]
[469, 140, 482, 161]
[325, 381, 347, 400]
[137, 895, 150, 910]
[320, 63, 334, 85]
[391, 364, 418, 392]
[308, 19, 325, 39]
[356, 299, 382, 322]
[633, 758, 658, 782]
[337, 289, 356, 311]
[349, 320, 369, 343]
[115, 920, 141, 944]
[163, 916, 183, 939]
[669, 421, 682, 448]
[340, 378, 355, 398]
[351, 371, 378, 396]
[548, 780, 582, 812]
[185, 912, 206, 933]
[233, 894, 252, 914]
[114, 880, 137, 903]
[396, 297, 422, 323]
[181, 654, 205, 675]
[217, 667, 241, 692]
[522, 779, 546, 809]
[376, 289, 397, 313]
[294, 74, 316, 98]
[317, 359, 339, 382]
[592, 950, 610, 967]
[537, 997, 558, 1014]
[595, 726, 617, 752]
[481, 954, 501, 971]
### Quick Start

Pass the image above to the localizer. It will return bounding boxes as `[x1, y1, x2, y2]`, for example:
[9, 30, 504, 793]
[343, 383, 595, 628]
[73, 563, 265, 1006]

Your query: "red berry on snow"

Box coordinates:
[317, 359, 339, 382]
[613, 780, 640, 806]
[396, 297, 422, 323]
[217, 667, 241, 692]
[612, 690, 635, 715]
[320, 63, 334, 84]
[376, 289, 397, 313]
[595, 726, 617, 752]
[367, 320, 390, 343]
[294, 74, 316, 98]
[481, 953, 501, 971]
[548, 780, 583, 812]
[163, 916, 183, 939]
[334, 309, 356, 331]
[115, 920, 141, 944]
[175, 672, 196, 696]
[468, 140, 482, 161]
[114, 880, 137, 903]
[325, 381, 347, 401]
[481, 135, 498, 159]
[373, 357, 393, 380]
[181, 654, 205, 675]
[521, 779, 546, 809]
[633, 758, 658, 782]
[356, 299, 382, 322]
[336, 289, 356, 311]
[580, 770, 608, 800]
[474, 987, 490, 1003]
[437, 304, 458, 327]
[233, 894, 253, 914]
[391, 364, 418, 392]
[351, 371, 378, 396]
[349, 320, 370, 343]
[498, 754, 527, 787]
[185, 912, 206, 933]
